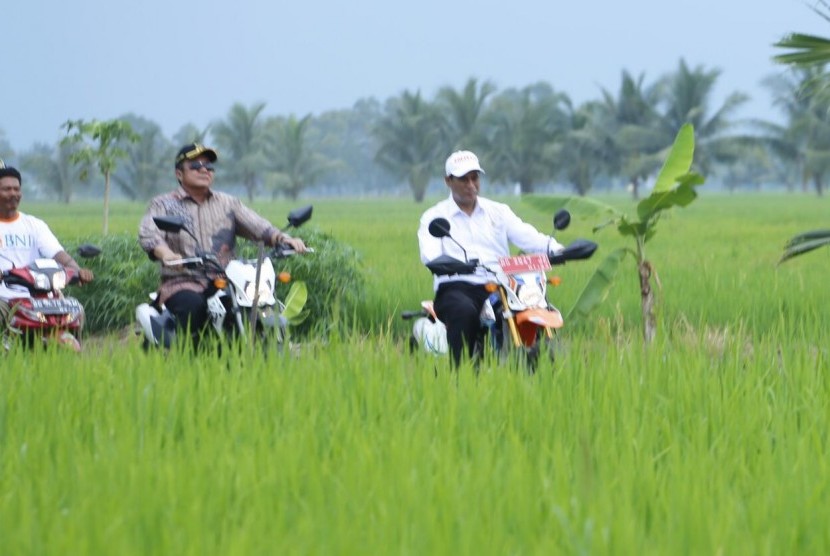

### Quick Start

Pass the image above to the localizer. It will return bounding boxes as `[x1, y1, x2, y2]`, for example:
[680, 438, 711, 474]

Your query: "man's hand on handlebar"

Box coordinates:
[271, 231, 308, 254]
[160, 249, 185, 270]
[284, 236, 307, 253]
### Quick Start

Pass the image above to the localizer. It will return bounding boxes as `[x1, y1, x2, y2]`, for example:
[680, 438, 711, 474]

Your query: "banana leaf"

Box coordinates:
[636, 172, 705, 222]
[524, 195, 621, 221]
[566, 247, 629, 322]
[651, 123, 695, 194]
[282, 281, 309, 325]
[616, 215, 649, 239]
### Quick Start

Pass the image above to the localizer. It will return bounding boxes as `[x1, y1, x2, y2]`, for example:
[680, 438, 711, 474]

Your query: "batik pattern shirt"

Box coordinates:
[138, 186, 278, 303]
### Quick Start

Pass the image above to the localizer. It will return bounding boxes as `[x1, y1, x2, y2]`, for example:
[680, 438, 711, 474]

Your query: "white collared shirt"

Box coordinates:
[418, 195, 563, 290]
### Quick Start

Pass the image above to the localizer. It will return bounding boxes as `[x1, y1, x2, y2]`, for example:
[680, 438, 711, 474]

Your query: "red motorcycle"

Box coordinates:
[1, 245, 100, 351]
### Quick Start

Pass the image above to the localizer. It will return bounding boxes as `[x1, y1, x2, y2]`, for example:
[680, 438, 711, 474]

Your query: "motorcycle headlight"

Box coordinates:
[32, 271, 51, 291]
[517, 283, 544, 307]
[243, 281, 273, 302]
[52, 270, 67, 291]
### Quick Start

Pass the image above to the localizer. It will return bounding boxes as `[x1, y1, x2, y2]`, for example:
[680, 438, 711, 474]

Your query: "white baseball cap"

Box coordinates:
[445, 150, 485, 178]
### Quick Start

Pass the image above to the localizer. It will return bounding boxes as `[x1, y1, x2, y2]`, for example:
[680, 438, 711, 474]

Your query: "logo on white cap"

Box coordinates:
[445, 150, 485, 178]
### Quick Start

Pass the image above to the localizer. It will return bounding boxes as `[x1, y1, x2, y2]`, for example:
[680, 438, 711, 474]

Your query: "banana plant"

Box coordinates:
[528, 123, 704, 343]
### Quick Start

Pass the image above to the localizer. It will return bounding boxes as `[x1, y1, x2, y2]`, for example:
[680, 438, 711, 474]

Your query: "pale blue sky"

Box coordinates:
[2, 0, 826, 151]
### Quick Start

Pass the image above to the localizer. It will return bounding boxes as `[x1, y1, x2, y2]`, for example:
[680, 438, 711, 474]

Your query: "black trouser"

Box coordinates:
[165, 290, 209, 350]
[434, 282, 490, 366]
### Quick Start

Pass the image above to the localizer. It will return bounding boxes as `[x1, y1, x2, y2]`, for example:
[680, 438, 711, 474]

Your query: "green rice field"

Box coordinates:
[1, 193, 828, 554]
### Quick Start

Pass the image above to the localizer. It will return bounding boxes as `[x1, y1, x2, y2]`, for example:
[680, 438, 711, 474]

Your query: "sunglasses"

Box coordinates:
[187, 161, 215, 172]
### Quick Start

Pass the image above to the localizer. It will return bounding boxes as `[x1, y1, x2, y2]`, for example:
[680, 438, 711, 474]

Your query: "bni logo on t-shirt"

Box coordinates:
[0, 234, 35, 249]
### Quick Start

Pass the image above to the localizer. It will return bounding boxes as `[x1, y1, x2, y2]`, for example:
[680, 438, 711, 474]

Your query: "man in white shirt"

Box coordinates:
[0, 161, 94, 314]
[417, 150, 564, 366]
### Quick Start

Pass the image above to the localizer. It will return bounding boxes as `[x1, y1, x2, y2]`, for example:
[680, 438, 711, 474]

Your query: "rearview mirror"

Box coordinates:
[153, 215, 186, 233]
[287, 205, 313, 228]
[428, 218, 451, 238]
[554, 209, 571, 231]
[77, 244, 102, 258]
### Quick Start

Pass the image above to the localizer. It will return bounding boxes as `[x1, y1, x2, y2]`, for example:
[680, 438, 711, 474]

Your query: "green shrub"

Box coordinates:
[64, 228, 364, 338]
[64, 234, 158, 335]
[237, 228, 365, 337]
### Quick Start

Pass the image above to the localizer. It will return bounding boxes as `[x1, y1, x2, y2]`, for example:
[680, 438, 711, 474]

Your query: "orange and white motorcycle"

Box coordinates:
[402, 210, 596, 367]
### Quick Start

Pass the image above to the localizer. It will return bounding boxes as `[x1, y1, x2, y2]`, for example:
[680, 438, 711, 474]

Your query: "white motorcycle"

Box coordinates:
[402, 210, 597, 368]
[136, 205, 312, 351]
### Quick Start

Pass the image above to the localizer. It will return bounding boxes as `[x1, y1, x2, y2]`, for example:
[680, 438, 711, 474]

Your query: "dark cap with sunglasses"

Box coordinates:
[174, 143, 218, 168]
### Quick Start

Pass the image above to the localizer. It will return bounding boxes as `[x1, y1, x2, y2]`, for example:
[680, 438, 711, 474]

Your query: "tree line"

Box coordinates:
[2, 57, 830, 203]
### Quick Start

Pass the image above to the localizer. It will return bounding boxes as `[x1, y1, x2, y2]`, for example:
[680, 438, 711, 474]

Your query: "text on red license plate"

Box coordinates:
[498, 253, 551, 274]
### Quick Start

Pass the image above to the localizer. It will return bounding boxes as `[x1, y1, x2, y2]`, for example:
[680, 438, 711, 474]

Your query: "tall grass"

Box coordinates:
[1, 327, 828, 554]
[2, 193, 827, 553]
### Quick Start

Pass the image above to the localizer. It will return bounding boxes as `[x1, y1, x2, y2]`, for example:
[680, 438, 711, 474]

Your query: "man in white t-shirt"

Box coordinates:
[0, 161, 94, 310]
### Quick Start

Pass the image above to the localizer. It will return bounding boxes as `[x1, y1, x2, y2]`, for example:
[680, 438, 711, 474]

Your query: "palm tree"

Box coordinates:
[716, 143, 775, 192]
[657, 60, 749, 175]
[479, 82, 570, 194]
[373, 90, 445, 202]
[770, 1, 830, 262]
[211, 102, 268, 202]
[263, 114, 331, 200]
[801, 89, 830, 196]
[548, 100, 608, 196]
[20, 142, 85, 203]
[112, 114, 172, 201]
[0, 129, 14, 160]
[774, 1, 830, 66]
[594, 70, 665, 198]
[307, 98, 393, 195]
[758, 67, 830, 193]
[173, 123, 211, 147]
[436, 78, 496, 150]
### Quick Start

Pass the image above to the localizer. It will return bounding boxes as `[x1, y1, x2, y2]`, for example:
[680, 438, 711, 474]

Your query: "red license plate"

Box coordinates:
[498, 253, 551, 274]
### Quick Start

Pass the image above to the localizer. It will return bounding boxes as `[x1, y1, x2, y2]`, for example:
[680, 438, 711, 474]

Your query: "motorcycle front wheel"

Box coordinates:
[500, 321, 559, 373]
[255, 317, 288, 356]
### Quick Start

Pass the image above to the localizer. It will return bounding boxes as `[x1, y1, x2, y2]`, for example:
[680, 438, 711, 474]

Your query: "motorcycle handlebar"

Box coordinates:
[426, 239, 597, 277]
[272, 246, 315, 258]
[167, 248, 314, 268]
[164, 257, 204, 267]
[548, 239, 598, 265]
[425, 255, 479, 276]
[401, 309, 428, 320]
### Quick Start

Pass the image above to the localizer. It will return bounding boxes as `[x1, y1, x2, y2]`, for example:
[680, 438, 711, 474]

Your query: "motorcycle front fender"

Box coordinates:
[515, 308, 563, 329]
[512, 308, 564, 346]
